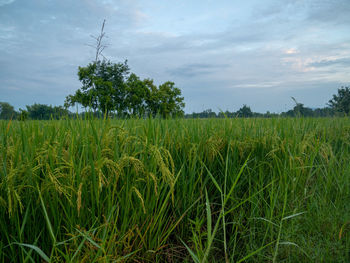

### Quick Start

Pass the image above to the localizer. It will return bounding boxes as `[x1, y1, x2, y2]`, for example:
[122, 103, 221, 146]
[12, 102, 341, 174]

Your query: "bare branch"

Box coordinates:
[88, 19, 108, 62]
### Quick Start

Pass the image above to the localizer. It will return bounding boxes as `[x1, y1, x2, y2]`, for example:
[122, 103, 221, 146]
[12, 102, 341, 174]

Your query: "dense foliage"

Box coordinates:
[0, 102, 16, 120]
[1, 118, 350, 262]
[25, 104, 70, 120]
[0, 103, 70, 120]
[328, 86, 350, 114]
[65, 60, 130, 115]
[64, 60, 185, 118]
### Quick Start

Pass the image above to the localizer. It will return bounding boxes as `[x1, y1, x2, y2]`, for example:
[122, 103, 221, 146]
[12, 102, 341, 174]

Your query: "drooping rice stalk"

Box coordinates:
[0, 117, 349, 262]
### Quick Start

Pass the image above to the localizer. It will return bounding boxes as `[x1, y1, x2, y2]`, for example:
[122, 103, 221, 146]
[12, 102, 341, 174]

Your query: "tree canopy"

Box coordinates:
[0, 102, 16, 119]
[65, 60, 130, 115]
[65, 60, 185, 118]
[125, 73, 150, 117]
[328, 86, 350, 115]
[64, 20, 185, 118]
[236, 105, 253, 118]
[26, 104, 70, 120]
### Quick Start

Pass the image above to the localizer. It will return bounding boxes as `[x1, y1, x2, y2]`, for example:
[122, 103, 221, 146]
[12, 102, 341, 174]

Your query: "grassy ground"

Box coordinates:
[1, 117, 350, 262]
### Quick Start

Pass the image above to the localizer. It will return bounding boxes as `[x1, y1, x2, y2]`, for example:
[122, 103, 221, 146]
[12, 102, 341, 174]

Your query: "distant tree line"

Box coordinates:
[0, 102, 70, 120]
[185, 105, 335, 118]
[1, 86, 349, 120]
[185, 86, 350, 118]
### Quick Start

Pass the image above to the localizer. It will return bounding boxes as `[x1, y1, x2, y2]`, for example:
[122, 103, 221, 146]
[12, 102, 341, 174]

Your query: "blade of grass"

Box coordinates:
[12, 243, 50, 263]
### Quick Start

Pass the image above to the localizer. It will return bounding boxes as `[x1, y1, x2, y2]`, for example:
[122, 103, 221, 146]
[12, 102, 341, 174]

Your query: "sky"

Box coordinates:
[1, 0, 350, 113]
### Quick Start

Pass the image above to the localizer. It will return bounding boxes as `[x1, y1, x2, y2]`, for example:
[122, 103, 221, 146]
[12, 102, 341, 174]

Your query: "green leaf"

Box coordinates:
[12, 243, 50, 262]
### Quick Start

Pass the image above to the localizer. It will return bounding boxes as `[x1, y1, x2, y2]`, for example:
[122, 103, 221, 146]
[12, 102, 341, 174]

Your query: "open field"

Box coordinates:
[1, 117, 350, 262]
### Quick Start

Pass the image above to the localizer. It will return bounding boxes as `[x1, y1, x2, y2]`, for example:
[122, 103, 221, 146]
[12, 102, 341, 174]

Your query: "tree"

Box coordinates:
[65, 20, 185, 118]
[90, 19, 107, 63]
[65, 60, 130, 115]
[159, 81, 185, 117]
[328, 86, 350, 114]
[26, 103, 69, 120]
[26, 104, 52, 120]
[146, 81, 185, 118]
[199, 109, 217, 118]
[18, 109, 28, 121]
[125, 73, 150, 117]
[313, 107, 334, 117]
[0, 102, 17, 119]
[289, 97, 313, 117]
[143, 79, 160, 117]
[65, 19, 129, 115]
[236, 105, 253, 117]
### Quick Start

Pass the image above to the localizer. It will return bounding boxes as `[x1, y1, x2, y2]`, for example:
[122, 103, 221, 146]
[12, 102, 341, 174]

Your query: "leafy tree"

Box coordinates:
[313, 107, 334, 117]
[65, 60, 185, 118]
[65, 21, 131, 116]
[26, 104, 52, 120]
[65, 60, 130, 115]
[52, 106, 70, 118]
[236, 105, 253, 117]
[18, 109, 28, 121]
[0, 102, 17, 119]
[125, 73, 150, 117]
[26, 103, 69, 120]
[65, 20, 185, 118]
[143, 80, 185, 118]
[200, 109, 217, 118]
[191, 109, 217, 118]
[328, 86, 350, 114]
[156, 81, 185, 118]
[290, 97, 313, 117]
[143, 79, 160, 116]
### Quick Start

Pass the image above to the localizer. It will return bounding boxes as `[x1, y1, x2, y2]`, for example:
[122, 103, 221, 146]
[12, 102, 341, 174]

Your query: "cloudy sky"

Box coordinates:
[1, 0, 349, 113]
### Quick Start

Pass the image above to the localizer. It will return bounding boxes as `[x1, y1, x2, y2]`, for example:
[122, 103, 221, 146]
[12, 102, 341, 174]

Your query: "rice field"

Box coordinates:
[1, 117, 350, 262]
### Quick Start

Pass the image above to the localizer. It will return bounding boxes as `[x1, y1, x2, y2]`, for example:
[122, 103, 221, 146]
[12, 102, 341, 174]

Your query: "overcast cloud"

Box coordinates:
[1, 0, 349, 113]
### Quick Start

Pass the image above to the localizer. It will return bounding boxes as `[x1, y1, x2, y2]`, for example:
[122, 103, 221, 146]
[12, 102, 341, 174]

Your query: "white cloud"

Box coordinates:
[285, 48, 299, 54]
[0, 0, 15, 6]
[0, 0, 349, 113]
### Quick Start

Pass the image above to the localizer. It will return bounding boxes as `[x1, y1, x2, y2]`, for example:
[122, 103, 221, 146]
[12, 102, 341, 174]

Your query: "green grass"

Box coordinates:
[1, 117, 350, 262]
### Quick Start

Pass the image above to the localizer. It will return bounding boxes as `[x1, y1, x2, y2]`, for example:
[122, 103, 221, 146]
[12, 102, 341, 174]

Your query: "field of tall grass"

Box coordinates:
[1, 117, 350, 262]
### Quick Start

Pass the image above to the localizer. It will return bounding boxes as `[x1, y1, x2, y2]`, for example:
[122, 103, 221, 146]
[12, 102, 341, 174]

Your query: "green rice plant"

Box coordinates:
[0, 117, 350, 262]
